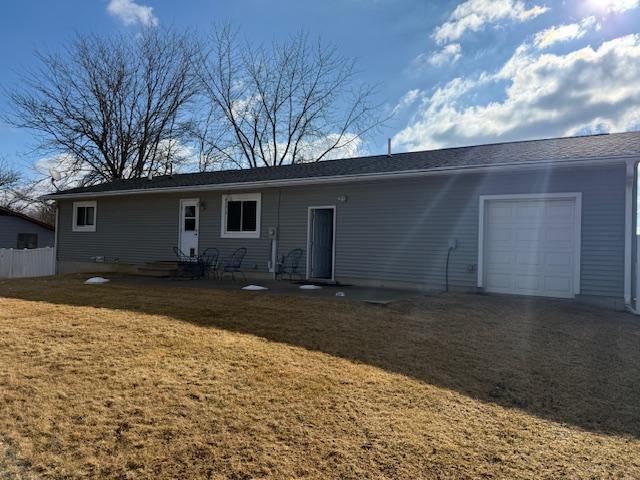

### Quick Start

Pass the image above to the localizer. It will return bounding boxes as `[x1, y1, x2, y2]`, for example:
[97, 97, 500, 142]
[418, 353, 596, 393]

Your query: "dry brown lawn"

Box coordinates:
[1, 277, 640, 479]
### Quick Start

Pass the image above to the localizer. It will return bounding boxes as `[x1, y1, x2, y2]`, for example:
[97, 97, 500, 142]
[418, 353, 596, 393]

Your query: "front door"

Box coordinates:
[308, 207, 335, 280]
[179, 199, 199, 258]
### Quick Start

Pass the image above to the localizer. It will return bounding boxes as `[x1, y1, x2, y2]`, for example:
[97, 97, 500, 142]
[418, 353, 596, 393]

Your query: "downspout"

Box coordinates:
[625, 159, 640, 314]
[634, 160, 640, 314]
[54, 201, 60, 276]
[270, 189, 282, 280]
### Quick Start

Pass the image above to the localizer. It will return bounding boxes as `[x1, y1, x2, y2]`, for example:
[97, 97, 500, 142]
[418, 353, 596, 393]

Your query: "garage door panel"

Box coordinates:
[514, 274, 542, 291]
[486, 227, 512, 242]
[486, 250, 513, 267]
[516, 252, 541, 266]
[483, 196, 578, 299]
[488, 205, 514, 221]
[547, 202, 574, 219]
[486, 273, 512, 289]
[546, 252, 571, 268]
[516, 203, 545, 220]
[544, 276, 572, 293]
[515, 228, 543, 242]
[546, 227, 572, 242]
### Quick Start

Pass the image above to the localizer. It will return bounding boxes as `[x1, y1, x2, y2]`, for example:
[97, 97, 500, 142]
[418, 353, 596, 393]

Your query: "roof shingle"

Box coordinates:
[49, 132, 640, 197]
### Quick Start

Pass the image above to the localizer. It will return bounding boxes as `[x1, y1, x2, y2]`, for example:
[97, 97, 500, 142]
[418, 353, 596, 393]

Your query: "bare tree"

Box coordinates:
[6, 29, 198, 185]
[194, 26, 383, 169]
[0, 158, 19, 189]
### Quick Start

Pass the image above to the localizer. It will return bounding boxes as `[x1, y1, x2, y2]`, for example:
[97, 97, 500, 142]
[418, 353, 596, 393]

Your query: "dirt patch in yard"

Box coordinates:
[1, 277, 639, 479]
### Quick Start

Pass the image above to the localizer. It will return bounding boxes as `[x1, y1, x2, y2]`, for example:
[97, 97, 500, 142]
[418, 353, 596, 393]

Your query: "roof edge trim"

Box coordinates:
[42, 155, 634, 200]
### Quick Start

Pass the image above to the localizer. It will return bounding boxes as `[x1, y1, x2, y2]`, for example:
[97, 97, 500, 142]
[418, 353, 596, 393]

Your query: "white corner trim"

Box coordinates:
[624, 160, 635, 307]
[72, 200, 97, 232]
[306, 206, 337, 282]
[477, 192, 582, 296]
[220, 192, 262, 239]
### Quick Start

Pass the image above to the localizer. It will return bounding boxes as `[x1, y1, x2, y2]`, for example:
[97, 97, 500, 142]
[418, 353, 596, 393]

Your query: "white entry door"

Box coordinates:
[482, 195, 580, 299]
[179, 199, 199, 258]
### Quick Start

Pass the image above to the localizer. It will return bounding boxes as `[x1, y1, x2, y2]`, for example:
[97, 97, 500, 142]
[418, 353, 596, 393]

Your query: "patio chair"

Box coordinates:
[277, 248, 304, 281]
[173, 246, 200, 278]
[200, 247, 220, 279]
[221, 247, 247, 281]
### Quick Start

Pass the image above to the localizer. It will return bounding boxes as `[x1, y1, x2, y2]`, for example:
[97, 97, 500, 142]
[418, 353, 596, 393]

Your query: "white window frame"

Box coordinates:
[72, 200, 97, 232]
[477, 192, 582, 296]
[220, 193, 261, 239]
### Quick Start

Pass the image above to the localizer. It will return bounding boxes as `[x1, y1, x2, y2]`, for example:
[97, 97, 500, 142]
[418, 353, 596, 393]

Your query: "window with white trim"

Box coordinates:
[221, 193, 261, 238]
[72, 201, 97, 232]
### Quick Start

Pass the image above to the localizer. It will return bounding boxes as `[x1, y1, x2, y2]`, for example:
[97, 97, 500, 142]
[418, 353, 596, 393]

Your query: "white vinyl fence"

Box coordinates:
[0, 247, 56, 279]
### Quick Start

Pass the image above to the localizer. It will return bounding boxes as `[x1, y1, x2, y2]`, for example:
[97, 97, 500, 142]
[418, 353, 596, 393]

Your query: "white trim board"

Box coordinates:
[624, 160, 634, 307]
[72, 200, 97, 232]
[43, 157, 630, 200]
[477, 192, 582, 297]
[306, 206, 337, 283]
[220, 192, 262, 239]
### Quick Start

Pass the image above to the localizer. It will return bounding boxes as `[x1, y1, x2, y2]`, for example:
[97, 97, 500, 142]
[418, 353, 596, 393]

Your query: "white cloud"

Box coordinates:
[534, 17, 597, 49]
[428, 43, 463, 67]
[392, 89, 424, 115]
[587, 0, 640, 13]
[107, 0, 158, 27]
[433, 0, 549, 44]
[393, 34, 640, 151]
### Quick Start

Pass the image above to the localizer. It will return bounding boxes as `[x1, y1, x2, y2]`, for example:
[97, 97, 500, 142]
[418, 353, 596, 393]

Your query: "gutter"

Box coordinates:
[41, 155, 632, 201]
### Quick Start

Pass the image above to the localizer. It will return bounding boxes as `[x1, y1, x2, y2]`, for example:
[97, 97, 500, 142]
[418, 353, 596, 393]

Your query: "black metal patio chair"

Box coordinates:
[200, 247, 220, 279]
[221, 247, 247, 281]
[277, 248, 304, 281]
[173, 246, 201, 278]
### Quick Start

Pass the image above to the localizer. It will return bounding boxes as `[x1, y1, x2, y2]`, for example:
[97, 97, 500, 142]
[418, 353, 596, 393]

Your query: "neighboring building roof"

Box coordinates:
[0, 206, 54, 230]
[46, 131, 640, 198]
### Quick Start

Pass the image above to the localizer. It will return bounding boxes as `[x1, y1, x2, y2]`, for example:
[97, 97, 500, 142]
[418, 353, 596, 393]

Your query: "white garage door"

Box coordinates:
[483, 196, 579, 299]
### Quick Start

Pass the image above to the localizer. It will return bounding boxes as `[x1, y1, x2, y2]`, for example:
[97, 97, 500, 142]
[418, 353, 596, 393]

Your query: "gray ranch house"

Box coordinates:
[45, 132, 640, 313]
[0, 206, 54, 250]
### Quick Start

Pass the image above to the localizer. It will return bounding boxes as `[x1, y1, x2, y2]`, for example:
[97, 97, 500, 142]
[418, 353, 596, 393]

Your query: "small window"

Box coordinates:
[73, 201, 97, 232]
[17, 233, 38, 249]
[221, 193, 261, 238]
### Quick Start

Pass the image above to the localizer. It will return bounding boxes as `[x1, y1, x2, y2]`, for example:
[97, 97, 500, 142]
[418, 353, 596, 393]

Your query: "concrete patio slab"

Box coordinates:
[108, 274, 428, 304]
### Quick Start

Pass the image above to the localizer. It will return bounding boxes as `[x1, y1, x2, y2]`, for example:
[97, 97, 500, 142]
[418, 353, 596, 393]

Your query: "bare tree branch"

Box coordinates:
[5, 29, 199, 185]
[194, 26, 385, 169]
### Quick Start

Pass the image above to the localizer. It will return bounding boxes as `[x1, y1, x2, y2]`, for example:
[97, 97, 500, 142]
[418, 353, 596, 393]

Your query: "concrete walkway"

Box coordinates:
[110, 275, 428, 305]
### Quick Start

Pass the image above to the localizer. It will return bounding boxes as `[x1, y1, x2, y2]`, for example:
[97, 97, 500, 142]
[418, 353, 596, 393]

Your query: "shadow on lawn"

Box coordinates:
[3, 276, 640, 439]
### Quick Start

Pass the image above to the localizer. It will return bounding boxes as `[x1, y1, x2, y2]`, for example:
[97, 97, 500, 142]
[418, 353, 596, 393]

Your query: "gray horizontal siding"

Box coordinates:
[279, 164, 626, 297]
[0, 216, 54, 249]
[57, 163, 626, 298]
[57, 191, 276, 271]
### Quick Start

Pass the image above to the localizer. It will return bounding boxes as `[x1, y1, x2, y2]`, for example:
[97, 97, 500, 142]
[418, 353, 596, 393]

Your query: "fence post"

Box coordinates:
[8, 249, 13, 279]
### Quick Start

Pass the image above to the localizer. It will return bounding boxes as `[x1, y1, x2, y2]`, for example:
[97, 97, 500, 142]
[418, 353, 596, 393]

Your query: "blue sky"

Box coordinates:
[2, 0, 640, 179]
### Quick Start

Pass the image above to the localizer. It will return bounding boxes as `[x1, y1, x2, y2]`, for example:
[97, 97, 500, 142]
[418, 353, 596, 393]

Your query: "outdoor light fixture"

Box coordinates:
[200, 201, 206, 211]
[337, 195, 348, 203]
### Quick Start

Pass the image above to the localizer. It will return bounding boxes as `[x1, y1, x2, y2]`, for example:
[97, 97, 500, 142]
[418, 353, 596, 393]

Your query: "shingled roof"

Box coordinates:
[47, 132, 640, 198]
[0, 206, 54, 230]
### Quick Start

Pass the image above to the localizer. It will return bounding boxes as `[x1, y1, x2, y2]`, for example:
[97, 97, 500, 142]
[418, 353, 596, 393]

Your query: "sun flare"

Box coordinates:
[585, 0, 640, 14]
